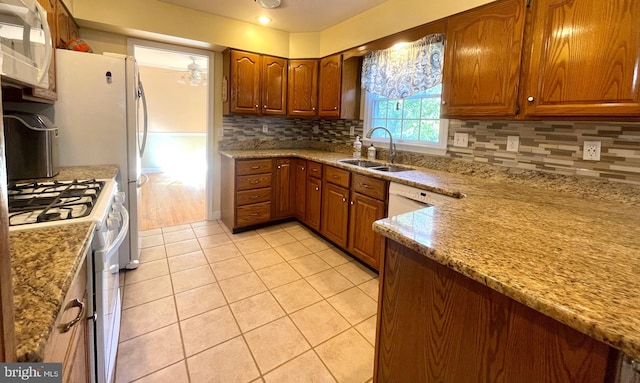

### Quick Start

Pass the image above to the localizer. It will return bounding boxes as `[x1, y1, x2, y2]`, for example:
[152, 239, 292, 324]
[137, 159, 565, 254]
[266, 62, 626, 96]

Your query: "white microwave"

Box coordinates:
[0, 0, 52, 87]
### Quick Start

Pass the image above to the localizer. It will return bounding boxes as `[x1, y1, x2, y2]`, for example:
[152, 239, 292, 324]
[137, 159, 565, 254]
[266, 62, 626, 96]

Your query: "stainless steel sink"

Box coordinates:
[338, 159, 383, 167]
[338, 159, 412, 172]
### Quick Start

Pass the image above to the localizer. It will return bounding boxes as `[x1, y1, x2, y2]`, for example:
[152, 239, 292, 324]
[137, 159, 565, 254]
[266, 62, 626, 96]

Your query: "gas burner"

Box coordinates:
[8, 179, 105, 227]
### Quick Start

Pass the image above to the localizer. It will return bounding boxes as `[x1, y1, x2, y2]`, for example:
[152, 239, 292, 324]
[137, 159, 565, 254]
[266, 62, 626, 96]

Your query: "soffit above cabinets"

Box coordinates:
[158, 0, 391, 33]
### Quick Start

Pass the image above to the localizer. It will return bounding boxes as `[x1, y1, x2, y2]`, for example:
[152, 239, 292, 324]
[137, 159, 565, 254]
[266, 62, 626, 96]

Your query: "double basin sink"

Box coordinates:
[338, 159, 412, 172]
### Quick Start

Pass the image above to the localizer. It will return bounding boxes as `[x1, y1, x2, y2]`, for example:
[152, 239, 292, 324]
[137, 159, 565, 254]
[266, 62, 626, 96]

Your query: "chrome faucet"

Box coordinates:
[366, 126, 397, 163]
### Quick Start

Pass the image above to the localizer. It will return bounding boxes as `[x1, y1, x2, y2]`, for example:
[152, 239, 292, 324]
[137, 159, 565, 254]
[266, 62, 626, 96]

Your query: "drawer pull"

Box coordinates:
[362, 184, 371, 188]
[250, 166, 261, 169]
[250, 180, 261, 184]
[250, 195, 259, 199]
[333, 175, 340, 179]
[312, 169, 318, 172]
[59, 298, 85, 333]
[250, 213, 260, 217]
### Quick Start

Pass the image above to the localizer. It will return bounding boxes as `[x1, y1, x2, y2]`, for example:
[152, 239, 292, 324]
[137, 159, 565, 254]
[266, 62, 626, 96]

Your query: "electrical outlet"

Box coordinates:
[583, 141, 601, 161]
[349, 126, 355, 136]
[506, 136, 519, 152]
[313, 125, 319, 134]
[453, 133, 469, 148]
[262, 124, 268, 133]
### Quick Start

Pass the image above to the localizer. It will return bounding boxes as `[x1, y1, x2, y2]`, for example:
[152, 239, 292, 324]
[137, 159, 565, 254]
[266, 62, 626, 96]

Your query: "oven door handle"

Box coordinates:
[97, 207, 129, 259]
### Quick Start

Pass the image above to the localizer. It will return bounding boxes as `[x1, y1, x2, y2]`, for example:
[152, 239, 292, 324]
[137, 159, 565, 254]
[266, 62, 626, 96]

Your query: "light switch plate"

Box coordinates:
[313, 125, 319, 134]
[506, 136, 519, 152]
[262, 124, 268, 133]
[453, 133, 469, 148]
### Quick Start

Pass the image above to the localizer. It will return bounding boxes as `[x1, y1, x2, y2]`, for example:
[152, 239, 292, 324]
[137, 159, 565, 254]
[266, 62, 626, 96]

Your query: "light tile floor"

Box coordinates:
[115, 220, 379, 383]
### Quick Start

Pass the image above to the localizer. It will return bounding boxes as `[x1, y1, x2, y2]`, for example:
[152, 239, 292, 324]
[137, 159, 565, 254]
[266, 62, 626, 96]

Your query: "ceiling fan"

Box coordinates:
[177, 56, 207, 86]
[255, 0, 281, 9]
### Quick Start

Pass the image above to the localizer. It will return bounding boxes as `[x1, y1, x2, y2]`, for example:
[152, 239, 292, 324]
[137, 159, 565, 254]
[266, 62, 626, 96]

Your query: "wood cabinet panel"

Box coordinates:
[236, 188, 271, 206]
[307, 161, 323, 178]
[230, 51, 261, 115]
[237, 159, 274, 176]
[237, 202, 271, 227]
[261, 56, 287, 115]
[318, 55, 342, 117]
[305, 176, 322, 231]
[294, 159, 307, 221]
[274, 158, 295, 219]
[441, 0, 525, 117]
[376, 240, 616, 383]
[352, 173, 386, 201]
[522, 0, 640, 117]
[321, 182, 349, 248]
[236, 174, 272, 191]
[323, 166, 350, 188]
[348, 192, 385, 270]
[287, 59, 318, 117]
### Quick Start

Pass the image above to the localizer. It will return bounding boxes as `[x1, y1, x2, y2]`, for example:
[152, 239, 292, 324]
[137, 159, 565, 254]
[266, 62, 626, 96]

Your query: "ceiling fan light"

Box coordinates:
[255, 0, 281, 9]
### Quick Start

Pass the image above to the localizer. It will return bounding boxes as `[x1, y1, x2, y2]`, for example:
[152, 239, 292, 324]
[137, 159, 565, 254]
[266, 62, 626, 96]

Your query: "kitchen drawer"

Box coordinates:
[236, 159, 273, 176]
[237, 174, 272, 191]
[352, 173, 387, 201]
[324, 166, 350, 188]
[236, 202, 271, 227]
[307, 161, 323, 178]
[237, 187, 271, 206]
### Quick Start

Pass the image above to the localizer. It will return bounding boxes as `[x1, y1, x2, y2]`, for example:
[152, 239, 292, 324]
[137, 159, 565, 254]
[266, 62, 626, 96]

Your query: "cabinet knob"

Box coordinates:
[350, 201, 354, 205]
[302, 167, 305, 170]
[441, 100, 446, 105]
[255, 104, 259, 108]
[277, 165, 281, 169]
[334, 106, 338, 110]
[312, 107, 316, 111]
[315, 187, 319, 191]
[342, 197, 346, 202]
[263, 105, 267, 108]
[527, 96, 534, 102]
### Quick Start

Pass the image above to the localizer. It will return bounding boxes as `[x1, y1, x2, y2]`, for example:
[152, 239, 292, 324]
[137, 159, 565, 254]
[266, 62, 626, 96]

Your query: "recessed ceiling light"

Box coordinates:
[258, 16, 271, 25]
[255, 0, 281, 9]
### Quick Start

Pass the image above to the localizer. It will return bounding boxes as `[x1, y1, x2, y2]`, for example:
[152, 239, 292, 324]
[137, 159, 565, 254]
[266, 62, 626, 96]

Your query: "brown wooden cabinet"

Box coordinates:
[287, 59, 318, 117]
[376, 239, 619, 383]
[305, 161, 323, 231]
[320, 166, 350, 248]
[318, 55, 342, 117]
[273, 158, 295, 219]
[294, 159, 307, 221]
[348, 174, 387, 270]
[441, 0, 525, 118]
[228, 50, 287, 116]
[56, 0, 78, 49]
[44, 255, 89, 383]
[521, 0, 640, 117]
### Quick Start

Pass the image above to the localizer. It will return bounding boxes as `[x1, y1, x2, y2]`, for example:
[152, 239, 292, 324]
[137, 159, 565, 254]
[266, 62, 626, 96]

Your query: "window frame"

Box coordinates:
[362, 88, 449, 156]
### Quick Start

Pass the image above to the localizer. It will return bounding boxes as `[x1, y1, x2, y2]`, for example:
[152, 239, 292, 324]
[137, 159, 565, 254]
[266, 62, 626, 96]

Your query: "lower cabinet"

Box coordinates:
[274, 158, 295, 219]
[348, 192, 385, 269]
[320, 182, 350, 248]
[294, 159, 307, 221]
[44, 254, 89, 383]
[305, 176, 322, 231]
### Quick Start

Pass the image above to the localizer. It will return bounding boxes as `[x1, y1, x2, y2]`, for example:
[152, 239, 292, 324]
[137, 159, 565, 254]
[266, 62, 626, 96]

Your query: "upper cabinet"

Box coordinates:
[56, 1, 79, 49]
[287, 59, 319, 117]
[318, 55, 342, 117]
[521, 0, 640, 117]
[442, 0, 640, 120]
[441, 0, 525, 118]
[227, 50, 287, 116]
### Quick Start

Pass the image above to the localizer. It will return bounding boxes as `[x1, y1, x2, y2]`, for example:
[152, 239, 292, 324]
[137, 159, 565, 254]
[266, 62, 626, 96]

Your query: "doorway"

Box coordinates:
[128, 40, 213, 230]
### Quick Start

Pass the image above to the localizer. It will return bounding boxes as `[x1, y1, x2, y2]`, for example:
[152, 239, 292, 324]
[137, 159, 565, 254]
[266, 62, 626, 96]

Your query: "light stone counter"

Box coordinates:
[9, 165, 119, 361]
[220, 148, 640, 360]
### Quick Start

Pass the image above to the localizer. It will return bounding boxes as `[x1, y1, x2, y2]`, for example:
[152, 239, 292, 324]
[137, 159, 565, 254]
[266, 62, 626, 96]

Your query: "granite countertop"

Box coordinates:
[10, 223, 94, 362]
[221, 148, 640, 360]
[9, 165, 118, 361]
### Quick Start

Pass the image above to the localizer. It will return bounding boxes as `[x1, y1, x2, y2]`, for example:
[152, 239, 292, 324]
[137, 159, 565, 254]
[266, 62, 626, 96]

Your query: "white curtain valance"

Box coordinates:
[361, 33, 445, 99]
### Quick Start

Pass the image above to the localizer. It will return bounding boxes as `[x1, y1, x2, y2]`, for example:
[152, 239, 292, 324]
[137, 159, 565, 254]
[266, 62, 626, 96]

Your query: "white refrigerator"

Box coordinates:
[54, 48, 147, 270]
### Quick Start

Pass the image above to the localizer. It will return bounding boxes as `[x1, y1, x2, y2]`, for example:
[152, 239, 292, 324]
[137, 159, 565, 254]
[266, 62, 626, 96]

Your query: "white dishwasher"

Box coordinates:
[388, 182, 456, 216]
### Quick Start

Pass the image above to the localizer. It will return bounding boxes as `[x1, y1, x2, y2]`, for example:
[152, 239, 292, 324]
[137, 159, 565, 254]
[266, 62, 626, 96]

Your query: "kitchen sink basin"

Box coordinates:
[338, 159, 383, 167]
[370, 165, 411, 172]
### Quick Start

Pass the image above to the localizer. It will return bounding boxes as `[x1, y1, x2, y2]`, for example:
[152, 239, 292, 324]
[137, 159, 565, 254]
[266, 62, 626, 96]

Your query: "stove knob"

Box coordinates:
[115, 192, 126, 204]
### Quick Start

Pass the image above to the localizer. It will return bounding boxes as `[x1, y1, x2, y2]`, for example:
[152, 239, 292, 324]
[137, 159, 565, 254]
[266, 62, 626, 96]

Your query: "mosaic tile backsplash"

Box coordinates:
[221, 115, 640, 185]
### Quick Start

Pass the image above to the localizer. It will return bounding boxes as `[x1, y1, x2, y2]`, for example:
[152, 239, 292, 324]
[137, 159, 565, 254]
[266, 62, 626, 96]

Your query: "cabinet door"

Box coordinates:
[318, 55, 342, 117]
[441, 0, 525, 117]
[261, 55, 287, 115]
[321, 182, 349, 248]
[348, 192, 385, 270]
[522, 0, 640, 117]
[294, 159, 307, 221]
[56, 1, 71, 48]
[306, 176, 322, 231]
[288, 59, 319, 117]
[274, 158, 295, 219]
[230, 51, 261, 115]
[32, 0, 57, 101]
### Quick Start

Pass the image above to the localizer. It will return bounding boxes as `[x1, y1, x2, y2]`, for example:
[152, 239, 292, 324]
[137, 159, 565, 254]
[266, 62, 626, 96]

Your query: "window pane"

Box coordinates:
[403, 99, 421, 119]
[402, 120, 420, 141]
[421, 97, 441, 119]
[373, 100, 388, 118]
[388, 100, 403, 119]
[420, 120, 440, 142]
[425, 83, 442, 95]
[387, 120, 402, 138]
[370, 123, 389, 138]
